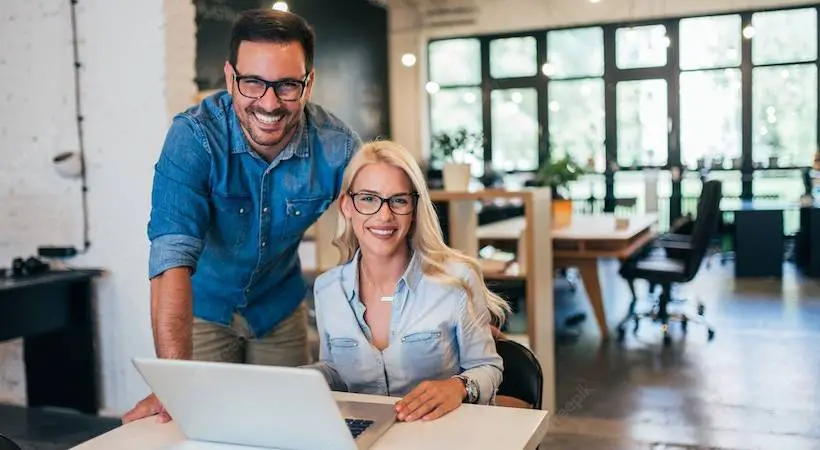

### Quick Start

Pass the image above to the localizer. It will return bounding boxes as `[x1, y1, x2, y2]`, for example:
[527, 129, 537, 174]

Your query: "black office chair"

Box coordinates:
[616, 180, 722, 346]
[0, 435, 21, 450]
[495, 338, 543, 410]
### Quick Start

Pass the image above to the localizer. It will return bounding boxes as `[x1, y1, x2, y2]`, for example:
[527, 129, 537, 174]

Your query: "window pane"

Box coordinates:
[429, 87, 483, 174]
[616, 25, 668, 69]
[680, 15, 741, 69]
[752, 64, 817, 167]
[614, 171, 673, 229]
[428, 39, 481, 86]
[680, 69, 742, 169]
[490, 37, 537, 78]
[546, 27, 604, 78]
[752, 8, 818, 65]
[616, 79, 668, 167]
[548, 79, 605, 172]
[753, 169, 806, 234]
[491, 88, 539, 172]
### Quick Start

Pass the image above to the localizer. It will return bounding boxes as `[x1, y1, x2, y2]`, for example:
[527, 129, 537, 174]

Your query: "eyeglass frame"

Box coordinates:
[230, 63, 310, 101]
[347, 191, 419, 216]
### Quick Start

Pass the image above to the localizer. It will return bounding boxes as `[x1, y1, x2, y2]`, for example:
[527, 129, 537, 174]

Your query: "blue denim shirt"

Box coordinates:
[307, 251, 504, 405]
[147, 91, 361, 337]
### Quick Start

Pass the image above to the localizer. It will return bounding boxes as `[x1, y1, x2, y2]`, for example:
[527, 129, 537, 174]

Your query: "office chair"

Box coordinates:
[0, 435, 21, 450]
[494, 338, 543, 410]
[616, 180, 722, 346]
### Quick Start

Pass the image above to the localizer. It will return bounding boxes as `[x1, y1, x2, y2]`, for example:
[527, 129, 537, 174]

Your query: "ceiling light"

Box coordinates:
[742, 25, 755, 39]
[425, 81, 440, 94]
[401, 53, 417, 67]
[272, 1, 288, 12]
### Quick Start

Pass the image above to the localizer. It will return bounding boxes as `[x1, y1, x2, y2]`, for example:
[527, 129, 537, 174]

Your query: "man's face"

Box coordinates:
[224, 40, 313, 157]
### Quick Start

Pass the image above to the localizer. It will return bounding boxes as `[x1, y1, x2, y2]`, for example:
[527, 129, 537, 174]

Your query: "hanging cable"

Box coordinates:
[69, 0, 91, 253]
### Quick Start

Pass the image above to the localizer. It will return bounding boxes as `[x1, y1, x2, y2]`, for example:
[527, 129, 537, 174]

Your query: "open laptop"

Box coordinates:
[131, 357, 396, 450]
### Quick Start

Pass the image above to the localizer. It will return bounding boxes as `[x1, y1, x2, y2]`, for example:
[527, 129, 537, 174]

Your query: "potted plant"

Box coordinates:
[431, 128, 483, 191]
[534, 154, 586, 228]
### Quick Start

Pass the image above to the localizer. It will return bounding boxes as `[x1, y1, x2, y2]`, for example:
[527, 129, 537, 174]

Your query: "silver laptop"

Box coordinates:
[131, 357, 396, 450]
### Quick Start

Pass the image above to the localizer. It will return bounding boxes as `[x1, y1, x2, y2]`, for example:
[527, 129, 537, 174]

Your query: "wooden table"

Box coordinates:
[478, 214, 658, 338]
[70, 392, 550, 450]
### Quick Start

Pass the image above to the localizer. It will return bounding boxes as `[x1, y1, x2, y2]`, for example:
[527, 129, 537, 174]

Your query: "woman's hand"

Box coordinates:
[394, 379, 465, 422]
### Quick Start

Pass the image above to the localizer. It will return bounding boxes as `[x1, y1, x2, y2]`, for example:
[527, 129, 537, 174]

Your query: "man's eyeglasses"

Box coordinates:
[231, 64, 309, 101]
[348, 192, 418, 216]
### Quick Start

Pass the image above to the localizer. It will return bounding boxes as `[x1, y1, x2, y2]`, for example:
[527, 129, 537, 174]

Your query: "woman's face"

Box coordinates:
[342, 162, 416, 260]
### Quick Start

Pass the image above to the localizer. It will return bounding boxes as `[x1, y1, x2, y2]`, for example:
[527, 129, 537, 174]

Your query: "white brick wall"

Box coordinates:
[0, 0, 195, 415]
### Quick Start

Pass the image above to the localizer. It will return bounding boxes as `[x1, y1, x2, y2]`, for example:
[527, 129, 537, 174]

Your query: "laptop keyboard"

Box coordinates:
[345, 418, 374, 439]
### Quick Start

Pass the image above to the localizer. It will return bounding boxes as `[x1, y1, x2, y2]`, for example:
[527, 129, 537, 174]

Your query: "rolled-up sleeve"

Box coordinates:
[147, 115, 212, 279]
[456, 268, 504, 405]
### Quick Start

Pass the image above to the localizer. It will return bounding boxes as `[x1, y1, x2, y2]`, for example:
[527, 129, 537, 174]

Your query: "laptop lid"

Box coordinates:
[132, 358, 359, 450]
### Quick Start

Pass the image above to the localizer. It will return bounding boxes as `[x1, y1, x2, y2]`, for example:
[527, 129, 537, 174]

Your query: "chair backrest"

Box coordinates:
[495, 338, 543, 410]
[0, 435, 21, 450]
[684, 179, 723, 277]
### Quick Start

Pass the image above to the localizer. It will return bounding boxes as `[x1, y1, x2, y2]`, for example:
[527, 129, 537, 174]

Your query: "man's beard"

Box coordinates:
[242, 106, 293, 148]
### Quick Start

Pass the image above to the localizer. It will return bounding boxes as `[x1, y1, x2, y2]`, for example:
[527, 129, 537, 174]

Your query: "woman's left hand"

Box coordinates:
[394, 379, 465, 422]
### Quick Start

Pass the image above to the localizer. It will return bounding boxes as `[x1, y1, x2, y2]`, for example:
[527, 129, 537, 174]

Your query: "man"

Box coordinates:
[122, 9, 361, 423]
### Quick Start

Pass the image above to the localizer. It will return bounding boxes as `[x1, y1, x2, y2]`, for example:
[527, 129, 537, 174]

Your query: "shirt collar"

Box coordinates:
[342, 247, 422, 304]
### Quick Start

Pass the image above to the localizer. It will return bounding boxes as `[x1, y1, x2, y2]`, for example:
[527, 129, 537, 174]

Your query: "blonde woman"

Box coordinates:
[307, 139, 510, 422]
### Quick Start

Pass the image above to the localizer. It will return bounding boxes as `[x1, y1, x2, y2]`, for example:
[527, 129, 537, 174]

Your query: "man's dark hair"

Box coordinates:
[229, 9, 315, 73]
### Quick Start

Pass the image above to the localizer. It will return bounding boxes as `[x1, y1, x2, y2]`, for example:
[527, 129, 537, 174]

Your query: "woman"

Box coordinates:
[308, 139, 510, 423]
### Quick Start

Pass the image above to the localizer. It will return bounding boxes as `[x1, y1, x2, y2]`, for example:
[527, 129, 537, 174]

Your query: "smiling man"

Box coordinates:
[123, 9, 361, 423]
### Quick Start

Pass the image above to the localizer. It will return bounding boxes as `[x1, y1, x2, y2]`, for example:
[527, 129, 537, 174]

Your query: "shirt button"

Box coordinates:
[294, 210, 301, 216]
[262, 241, 267, 247]
[239, 208, 245, 214]
[263, 207, 269, 213]
[244, 288, 250, 294]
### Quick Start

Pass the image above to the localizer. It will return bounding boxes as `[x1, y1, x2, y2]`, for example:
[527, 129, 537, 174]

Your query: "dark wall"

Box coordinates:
[194, 0, 390, 140]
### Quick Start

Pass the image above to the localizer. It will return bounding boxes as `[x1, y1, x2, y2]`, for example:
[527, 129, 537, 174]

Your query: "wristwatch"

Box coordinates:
[452, 375, 479, 404]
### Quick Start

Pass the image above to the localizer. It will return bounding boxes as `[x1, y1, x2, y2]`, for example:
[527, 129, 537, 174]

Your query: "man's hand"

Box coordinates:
[394, 379, 465, 422]
[122, 393, 171, 424]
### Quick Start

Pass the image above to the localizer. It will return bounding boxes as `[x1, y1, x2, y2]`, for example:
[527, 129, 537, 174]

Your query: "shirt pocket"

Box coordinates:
[401, 330, 446, 379]
[211, 194, 253, 249]
[328, 337, 361, 377]
[280, 196, 333, 241]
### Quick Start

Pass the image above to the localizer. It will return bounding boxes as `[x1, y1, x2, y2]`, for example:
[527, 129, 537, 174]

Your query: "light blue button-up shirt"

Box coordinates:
[307, 250, 503, 405]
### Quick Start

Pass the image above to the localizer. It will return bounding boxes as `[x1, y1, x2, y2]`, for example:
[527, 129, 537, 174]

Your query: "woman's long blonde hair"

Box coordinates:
[333, 139, 511, 325]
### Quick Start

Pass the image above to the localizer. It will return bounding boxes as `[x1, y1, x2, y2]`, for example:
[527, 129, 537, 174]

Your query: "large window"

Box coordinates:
[426, 6, 819, 232]
[547, 27, 605, 172]
[427, 39, 483, 175]
[751, 8, 818, 169]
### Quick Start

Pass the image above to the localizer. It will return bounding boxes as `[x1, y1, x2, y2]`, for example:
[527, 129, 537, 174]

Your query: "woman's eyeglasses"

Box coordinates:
[348, 192, 418, 216]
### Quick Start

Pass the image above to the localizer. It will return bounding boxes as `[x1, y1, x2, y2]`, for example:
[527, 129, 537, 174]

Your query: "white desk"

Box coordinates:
[71, 392, 549, 450]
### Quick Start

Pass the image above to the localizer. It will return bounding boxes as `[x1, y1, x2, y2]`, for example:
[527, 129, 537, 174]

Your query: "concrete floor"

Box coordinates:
[543, 257, 820, 450]
[1, 258, 819, 450]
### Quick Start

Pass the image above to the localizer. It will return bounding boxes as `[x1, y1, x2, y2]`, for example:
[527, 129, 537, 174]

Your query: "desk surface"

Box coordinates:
[71, 392, 549, 450]
[0, 269, 103, 291]
[477, 214, 658, 241]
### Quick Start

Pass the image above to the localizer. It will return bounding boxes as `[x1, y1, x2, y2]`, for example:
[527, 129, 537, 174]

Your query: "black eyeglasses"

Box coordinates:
[348, 191, 418, 216]
[231, 64, 309, 101]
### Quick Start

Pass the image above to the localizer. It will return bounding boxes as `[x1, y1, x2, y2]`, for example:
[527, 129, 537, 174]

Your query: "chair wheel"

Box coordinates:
[681, 318, 688, 334]
[707, 329, 715, 341]
[663, 334, 672, 346]
[697, 303, 705, 316]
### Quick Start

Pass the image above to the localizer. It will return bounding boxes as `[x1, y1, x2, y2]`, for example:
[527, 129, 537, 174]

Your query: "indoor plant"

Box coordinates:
[534, 154, 586, 228]
[431, 128, 483, 191]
